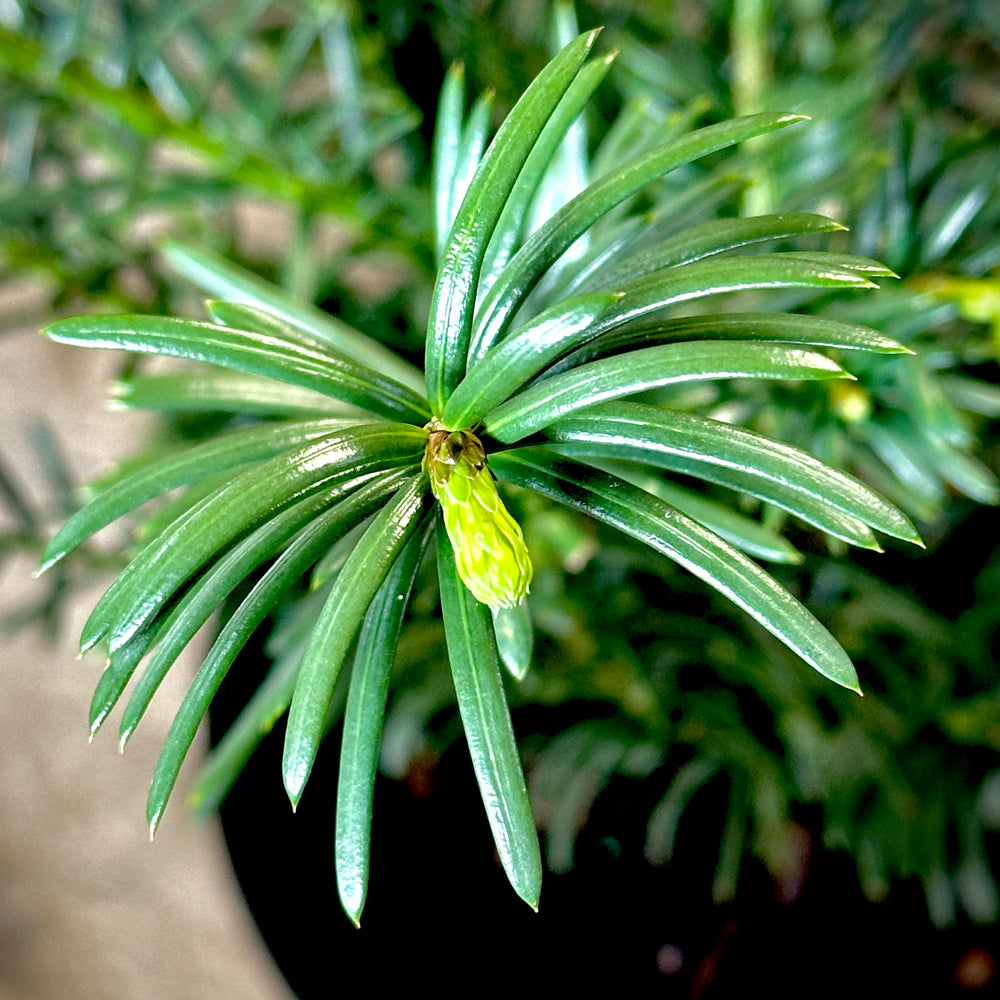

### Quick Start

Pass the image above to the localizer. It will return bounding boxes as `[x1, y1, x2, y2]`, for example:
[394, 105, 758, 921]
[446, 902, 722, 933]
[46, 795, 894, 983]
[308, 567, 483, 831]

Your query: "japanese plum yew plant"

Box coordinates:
[40, 29, 922, 923]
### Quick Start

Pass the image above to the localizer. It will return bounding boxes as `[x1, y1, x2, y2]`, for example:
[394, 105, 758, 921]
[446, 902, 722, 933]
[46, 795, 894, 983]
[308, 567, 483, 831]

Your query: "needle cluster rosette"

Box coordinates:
[423, 420, 532, 610]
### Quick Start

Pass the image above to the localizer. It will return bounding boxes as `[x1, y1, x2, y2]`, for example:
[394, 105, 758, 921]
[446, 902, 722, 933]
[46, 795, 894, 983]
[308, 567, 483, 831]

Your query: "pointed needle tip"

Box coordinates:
[283, 756, 309, 811]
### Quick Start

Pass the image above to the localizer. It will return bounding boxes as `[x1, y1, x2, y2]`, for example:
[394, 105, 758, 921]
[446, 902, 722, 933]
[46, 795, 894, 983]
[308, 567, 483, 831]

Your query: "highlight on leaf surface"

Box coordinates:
[423, 420, 532, 610]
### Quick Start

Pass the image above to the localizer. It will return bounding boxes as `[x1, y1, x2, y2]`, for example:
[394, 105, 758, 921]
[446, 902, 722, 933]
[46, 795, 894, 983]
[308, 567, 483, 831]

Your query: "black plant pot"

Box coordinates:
[213, 684, 1000, 998]
[209, 499, 1000, 997]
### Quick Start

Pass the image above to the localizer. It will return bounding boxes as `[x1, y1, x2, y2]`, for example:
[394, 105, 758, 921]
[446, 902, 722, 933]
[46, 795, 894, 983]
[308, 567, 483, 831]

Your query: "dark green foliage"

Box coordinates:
[8, 0, 998, 929]
[0, 0, 421, 328]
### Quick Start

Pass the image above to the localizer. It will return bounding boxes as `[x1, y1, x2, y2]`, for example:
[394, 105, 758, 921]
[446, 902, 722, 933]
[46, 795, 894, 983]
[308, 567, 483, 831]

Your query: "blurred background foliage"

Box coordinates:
[3, 0, 999, 947]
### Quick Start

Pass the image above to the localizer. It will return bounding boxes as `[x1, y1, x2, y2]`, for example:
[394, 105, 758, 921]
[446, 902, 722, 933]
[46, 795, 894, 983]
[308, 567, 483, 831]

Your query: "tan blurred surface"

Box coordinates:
[0, 329, 294, 1000]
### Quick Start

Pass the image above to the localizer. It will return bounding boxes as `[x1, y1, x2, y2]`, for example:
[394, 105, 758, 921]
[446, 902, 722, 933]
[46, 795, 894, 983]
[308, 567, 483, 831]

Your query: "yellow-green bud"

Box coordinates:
[424, 422, 532, 610]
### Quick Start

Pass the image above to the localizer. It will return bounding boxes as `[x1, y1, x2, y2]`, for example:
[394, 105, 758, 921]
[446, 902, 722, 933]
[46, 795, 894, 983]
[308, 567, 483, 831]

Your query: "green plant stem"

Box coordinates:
[731, 0, 775, 216]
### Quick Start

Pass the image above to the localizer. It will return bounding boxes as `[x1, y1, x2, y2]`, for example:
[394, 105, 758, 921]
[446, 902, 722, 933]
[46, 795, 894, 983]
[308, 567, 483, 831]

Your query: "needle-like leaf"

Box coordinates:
[39, 418, 360, 572]
[573, 254, 877, 344]
[161, 241, 425, 393]
[492, 449, 861, 691]
[88, 621, 166, 738]
[442, 90, 495, 257]
[441, 292, 620, 428]
[424, 28, 600, 411]
[540, 401, 922, 544]
[437, 521, 543, 908]
[204, 300, 347, 350]
[145, 470, 416, 836]
[492, 601, 535, 681]
[120, 480, 388, 750]
[187, 643, 301, 820]
[551, 311, 909, 372]
[597, 464, 803, 564]
[470, 112, 810, 359]
[336, 524, 431, 926]
[282, 475, 432, 807]
[583, 213, 849, 291]
[113, 370, 363, 417]
[81, 423, 426, 655]
[432, 61, 468, 261]
[484, 341, 850, 443]
[44, 314, 431, 423]
[478, 50, 616, 296]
